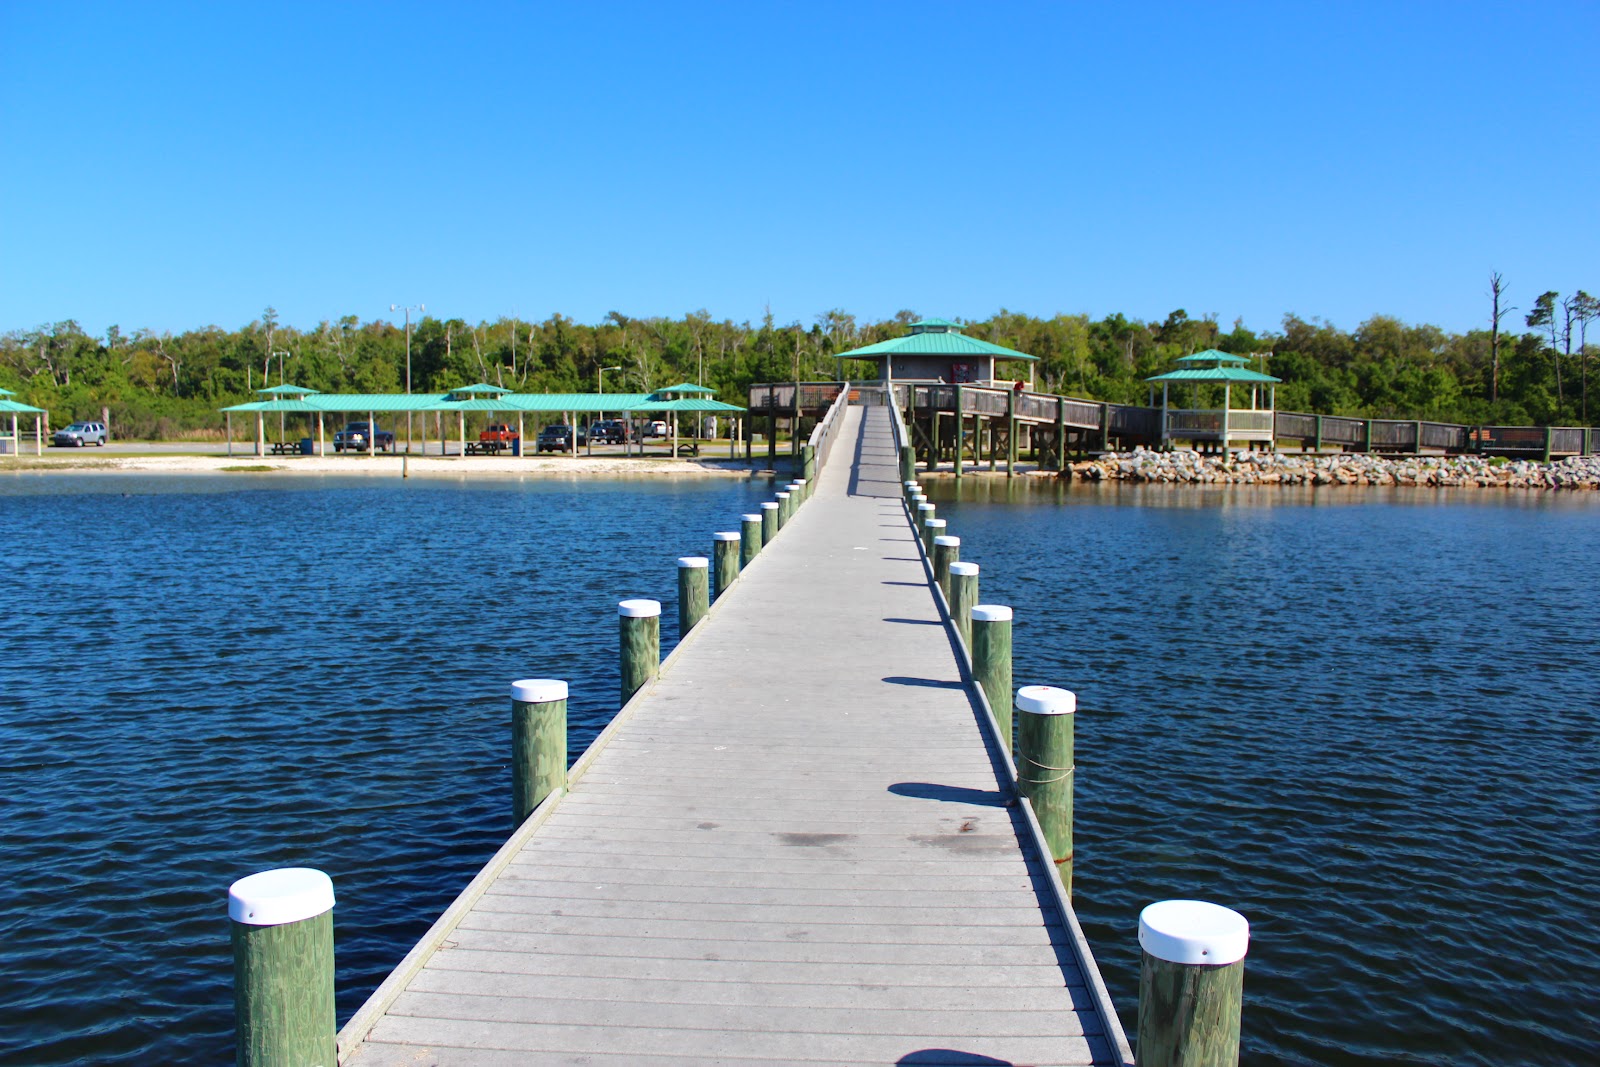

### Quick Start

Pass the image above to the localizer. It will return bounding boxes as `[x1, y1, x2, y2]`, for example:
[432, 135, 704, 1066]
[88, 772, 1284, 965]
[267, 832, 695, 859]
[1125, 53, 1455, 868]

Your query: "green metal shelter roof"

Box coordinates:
[633, 397, 745, 412]
[653, 382, 716, 395]
[1146, 366, 1281, 384]
[0, 397, 47, 414]
[256, 383, 322, 395]
[216, 391, 743, 416]
[447, 382, 513, 395]
[1175, 349, 1253, 365]
[835, 328, 1038, 362]
[909, 318, 964, 330]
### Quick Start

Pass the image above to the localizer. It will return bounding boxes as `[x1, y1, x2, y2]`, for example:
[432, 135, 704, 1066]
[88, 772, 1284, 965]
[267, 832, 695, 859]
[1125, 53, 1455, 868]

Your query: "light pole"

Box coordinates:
[598, 365, 621, 454]
[391, 303, 424, 451]
[271, 350, 289, 443]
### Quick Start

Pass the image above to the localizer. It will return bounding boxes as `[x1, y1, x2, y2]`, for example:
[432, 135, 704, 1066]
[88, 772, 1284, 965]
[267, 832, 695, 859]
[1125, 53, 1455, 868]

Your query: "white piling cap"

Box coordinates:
[618, 598, 662, 618]
[925, 518, 947, 529]
[1139, 900, 1250, 965]
[776, 491, 790, 499]
[917, 502, 935, 513]
[1016, 685, 1075, 715]
[761, 502, 780, 511]
[228, 867, 334, 926]
[904, 481, 919, 488]
[933, 535, 960, 547]
[742, 513, 762, 522]
[971, 604, 1011, 622]
[713, 531, 740, 541]
[510, 678, 568, 703]
[677, 556, 709, 569]
[950, 562, 979, 576]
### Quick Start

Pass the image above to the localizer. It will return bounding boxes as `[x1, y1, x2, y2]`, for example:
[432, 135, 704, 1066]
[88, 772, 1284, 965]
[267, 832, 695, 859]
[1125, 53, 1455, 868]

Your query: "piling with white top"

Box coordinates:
[511, 678, 567, 821]
[916, 501, 936, 535]
[677, 556, 709, 635]
[619, 598, 661, 705]
[775, 491, 792, 528]
[971, 604, 1010, 748]
[229, 867, 336, 1067]
[949, 562, 979, 649]
[900, 444, 916, 483]
[1016, 684, 1074, 893]
[712, 532, 740, 596]
[904, 479, 919, 504]
[1137, 900, 1250, 1067]
[922, 516, 946, 554]
[932, 534, 960, 600]
[760, 501, 779, 545]
[741, 513, 762, 565]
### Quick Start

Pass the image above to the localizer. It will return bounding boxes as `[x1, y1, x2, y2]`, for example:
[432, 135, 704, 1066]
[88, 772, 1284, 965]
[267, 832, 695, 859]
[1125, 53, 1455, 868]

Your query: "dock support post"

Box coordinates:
[677, 556, 709, 636]
[802, 444, 815, 484]
[712, 532, 740, 596]
[1055, 401, 1067, 472]
[741, 513, 763, 564]
[916, 502, 935, 543]
[775, 491, 791, 528]
[971, 605, 1010, 749]
[900, 444, 916, 483]
[618, 599, 661, 705]
[904, 479, 919, 505]
[922, 516, 945, 555]
[949, 562, 979, 650]
[1016, 685, 1074, 893]
[1007, 389, 1017, 477]
[954, 386, 965, 478]
[511, 679, 568, 822]
[760, 501, 779, 544]
[1137, 900, 1250, 1067]
[932, 535, 960, 601]
[229, 868, 336, 1067]
[928, 410, 940, 472]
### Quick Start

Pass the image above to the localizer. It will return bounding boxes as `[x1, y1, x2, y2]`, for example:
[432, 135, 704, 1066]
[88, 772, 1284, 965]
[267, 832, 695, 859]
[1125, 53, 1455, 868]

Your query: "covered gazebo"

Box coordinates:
[0, 387, 46, 456]
[834, 319, 1039, 385]
[1145, 350, 1282, 452]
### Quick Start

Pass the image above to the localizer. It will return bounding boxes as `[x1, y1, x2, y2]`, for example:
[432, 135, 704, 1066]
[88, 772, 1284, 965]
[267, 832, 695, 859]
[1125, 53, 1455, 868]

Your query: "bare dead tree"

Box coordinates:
[1489, 273, 1512, 404]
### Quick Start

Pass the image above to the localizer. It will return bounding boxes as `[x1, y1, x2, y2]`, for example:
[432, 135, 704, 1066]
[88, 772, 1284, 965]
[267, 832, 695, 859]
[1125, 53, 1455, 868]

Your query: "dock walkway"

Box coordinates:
[342, 404, 1128, 1066]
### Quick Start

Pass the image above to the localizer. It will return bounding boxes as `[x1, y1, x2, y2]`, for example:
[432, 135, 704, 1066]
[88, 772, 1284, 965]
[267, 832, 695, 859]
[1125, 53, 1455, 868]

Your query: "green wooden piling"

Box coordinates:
[922, 516, 945, 555]
[900, 443, 915, 483]
[802, 443, 815, 483]
[618, 598, 660, 705]
[760, 501, 779, 544]
[511, 678, 568, 822]
[1016, 684, 1074, 892]
[229, 867, 336, 1067]
[904, 479, 919, 504]
[775, 491, 792, 528]
[677, 556, 709, 635]
[932, 534, 960, 601]
[1137, 900, 1250, 1067]
[949, 562, 979, 650]
[1006, 388, 1017, 476]
[954, 385, 965, 478]
[916, 501, 935, 540]
[928, 409, 940, 471]
[971, 604, 1010, 748]
[741, 513, 762, 564]
[713, 532, 740, 596]
[1055, 400, 1067, 472]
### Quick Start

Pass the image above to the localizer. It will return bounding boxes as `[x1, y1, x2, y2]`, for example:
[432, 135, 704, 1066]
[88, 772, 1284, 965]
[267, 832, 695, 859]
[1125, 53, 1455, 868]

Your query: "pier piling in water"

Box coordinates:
[229, 867, 336, 1067]
[618, 599, 661, 705]
[932, 535, 960, 600]
[775, 491, 792, 528]
[971, 604, 1011, 748]
[922, 516, 946, 554]
[712, 532, 740, 595]
[760, 501, 779, 545]
[511, 678, 568, 822]
[1016, 684, 1074, 892]
[740, 513, 762, 565]
[677, 556, 709, 635]
[1137, 900, 1249, 1067]
[949, 562, 979, 649]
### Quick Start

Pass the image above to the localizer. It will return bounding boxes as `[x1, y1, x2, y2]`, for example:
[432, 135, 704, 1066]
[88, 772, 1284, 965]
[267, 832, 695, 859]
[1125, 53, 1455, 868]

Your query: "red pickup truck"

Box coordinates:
[475, 424, 519, 453]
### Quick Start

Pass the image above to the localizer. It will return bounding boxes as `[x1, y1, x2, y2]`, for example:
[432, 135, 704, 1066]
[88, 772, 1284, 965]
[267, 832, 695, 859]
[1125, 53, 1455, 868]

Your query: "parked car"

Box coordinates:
[536, 424, 586, 452]
[644, 420, 670, 438]
[333, 421, 395, 452]
[588, 419, 632, 444]
[52, 421, 108, 447]
[478, 424, 520, 451]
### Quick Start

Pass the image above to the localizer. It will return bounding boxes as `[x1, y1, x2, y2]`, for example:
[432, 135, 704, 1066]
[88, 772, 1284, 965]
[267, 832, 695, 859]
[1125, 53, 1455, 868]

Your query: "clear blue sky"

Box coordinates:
[3, 1, 1595, 338]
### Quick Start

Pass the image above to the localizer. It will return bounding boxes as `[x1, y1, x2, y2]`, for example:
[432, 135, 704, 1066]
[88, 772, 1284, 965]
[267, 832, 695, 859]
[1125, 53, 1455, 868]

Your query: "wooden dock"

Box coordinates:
[339, 403, 1132, 1066]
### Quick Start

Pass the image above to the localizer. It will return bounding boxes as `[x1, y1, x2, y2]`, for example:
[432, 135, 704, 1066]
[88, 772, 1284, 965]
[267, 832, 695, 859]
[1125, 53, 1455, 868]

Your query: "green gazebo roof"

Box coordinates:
[654, 382, 716, 395]
[836, 320, 1038, 362]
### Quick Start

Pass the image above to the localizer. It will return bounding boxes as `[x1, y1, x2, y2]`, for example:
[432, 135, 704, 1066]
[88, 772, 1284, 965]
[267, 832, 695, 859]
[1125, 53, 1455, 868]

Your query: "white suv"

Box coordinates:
[53, 421, 108, 447]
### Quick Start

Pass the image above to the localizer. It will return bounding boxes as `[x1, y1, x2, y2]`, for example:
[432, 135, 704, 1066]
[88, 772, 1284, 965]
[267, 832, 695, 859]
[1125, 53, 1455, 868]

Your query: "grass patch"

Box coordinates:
[220, 465, 279, 472]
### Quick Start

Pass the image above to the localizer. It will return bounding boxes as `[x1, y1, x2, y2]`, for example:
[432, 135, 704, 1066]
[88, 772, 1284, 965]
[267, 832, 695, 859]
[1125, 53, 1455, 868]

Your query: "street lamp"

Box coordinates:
[391, 303, 424, 451]
[597, 366, 621, 454]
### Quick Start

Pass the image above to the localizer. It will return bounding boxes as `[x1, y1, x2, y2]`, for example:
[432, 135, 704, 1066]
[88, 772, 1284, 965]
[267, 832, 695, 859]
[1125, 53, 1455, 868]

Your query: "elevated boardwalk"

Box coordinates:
[341, 404, 1130, 1066]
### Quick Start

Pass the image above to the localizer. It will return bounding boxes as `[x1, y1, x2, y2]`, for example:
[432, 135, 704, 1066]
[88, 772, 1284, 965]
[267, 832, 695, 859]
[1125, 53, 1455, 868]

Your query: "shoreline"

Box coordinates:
[0, 452, 772, 478]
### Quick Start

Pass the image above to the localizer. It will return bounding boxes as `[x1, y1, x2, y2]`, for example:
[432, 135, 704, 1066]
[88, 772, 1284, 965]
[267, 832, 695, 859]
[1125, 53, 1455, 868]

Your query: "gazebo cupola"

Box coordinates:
[1144, 349, 1282, 452]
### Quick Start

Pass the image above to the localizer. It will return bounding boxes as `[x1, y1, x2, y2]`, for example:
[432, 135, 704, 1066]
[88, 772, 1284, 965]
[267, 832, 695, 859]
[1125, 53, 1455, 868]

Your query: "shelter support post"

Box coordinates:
[255, 412, 264, 458]
[226, 413, 233, 457]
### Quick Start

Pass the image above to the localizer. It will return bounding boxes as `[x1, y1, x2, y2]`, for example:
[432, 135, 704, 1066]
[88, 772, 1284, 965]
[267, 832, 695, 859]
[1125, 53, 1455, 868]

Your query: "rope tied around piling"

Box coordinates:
[1016, 757, 1075, 786]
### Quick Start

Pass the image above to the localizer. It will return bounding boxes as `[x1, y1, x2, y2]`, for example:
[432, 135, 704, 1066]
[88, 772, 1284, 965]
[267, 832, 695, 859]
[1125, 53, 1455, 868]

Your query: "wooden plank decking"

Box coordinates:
[341, 404, 1130, 1066]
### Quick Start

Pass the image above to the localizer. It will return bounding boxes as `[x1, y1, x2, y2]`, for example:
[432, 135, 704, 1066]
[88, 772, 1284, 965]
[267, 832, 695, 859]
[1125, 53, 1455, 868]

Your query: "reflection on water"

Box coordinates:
[933, 481, 1600, 1066]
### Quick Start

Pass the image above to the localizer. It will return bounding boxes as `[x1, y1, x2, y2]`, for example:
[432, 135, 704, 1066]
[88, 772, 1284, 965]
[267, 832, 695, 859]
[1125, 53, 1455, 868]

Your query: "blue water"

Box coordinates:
[3, 472, 1597, 1064]
[928, 479, 1600, 1066]
[0, 472, 773, 1064]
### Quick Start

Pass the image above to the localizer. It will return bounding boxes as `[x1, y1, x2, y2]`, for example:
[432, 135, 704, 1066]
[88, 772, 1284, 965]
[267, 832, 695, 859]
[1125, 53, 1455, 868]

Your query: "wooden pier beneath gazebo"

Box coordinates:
[336, 402, 1131, 1066]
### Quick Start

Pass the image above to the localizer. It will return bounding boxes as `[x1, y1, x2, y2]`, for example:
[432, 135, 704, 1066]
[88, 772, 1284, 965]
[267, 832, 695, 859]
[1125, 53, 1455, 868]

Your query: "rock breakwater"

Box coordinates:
[1068, 448, 1600, 489]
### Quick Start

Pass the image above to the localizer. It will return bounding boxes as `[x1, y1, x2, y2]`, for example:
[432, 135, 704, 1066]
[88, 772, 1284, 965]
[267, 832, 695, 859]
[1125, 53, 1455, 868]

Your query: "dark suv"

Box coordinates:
[333, 422, 395, 452]
[536, 424, 585, 452]
[588, 419, 632, 444]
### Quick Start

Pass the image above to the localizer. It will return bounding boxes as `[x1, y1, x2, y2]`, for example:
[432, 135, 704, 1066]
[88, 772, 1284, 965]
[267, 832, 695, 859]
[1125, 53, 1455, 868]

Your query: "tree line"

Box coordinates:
[1, 283, 1593, 439]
